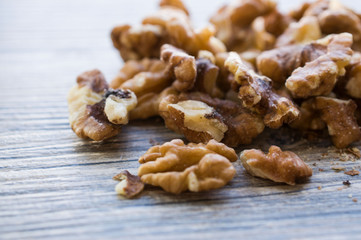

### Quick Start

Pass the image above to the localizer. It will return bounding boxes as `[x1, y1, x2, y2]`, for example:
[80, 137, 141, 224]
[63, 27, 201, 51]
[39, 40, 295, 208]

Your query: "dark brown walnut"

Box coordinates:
[240, 145, 313, 185]
[275, 16, 321, 47]
[178, 92, 265, 147]
[286, 33, 353, 98]
[225, 52, 300, 129]
[143, 4, 226, 56]
[289, 99, 325, 131]
[111, 24, 166, 61]
[138, 139, 237, 194]
[67, 70, 138, 141]
[111, 58, 166, 89]
[257, 42, 327, 84]
[130, 87, 178, 120]
[160, 44, 196, 91]
[113, 170, 144, 198]
[159, 94, 228, 143]
[315, 97, 361, 148]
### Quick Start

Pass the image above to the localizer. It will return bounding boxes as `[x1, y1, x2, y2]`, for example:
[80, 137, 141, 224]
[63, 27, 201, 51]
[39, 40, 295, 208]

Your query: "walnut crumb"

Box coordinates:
[331, 166, 346, 172]
[346, 147, 361, 158]
[343, 180, 351, 186]
[353, 198, 358, 203]
[113, 170, 144, 198]
[317, 186, 322, 190]
[344, 170, 360, 176]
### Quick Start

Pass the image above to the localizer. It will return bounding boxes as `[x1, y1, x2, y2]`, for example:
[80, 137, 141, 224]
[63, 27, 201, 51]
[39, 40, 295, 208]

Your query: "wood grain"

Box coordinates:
[1, 0, 361, 239]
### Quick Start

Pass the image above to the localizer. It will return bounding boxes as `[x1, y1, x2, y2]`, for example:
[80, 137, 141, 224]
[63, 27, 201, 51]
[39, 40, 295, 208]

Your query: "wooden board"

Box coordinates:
[1, 0, 360, 239]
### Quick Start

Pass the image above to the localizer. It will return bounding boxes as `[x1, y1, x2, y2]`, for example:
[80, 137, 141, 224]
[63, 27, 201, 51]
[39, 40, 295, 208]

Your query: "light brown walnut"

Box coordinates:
[160, 44, 197, 91]
[159, 95, 228, 143]
[275, 16, 321, 47]
[159, 0, 189, 15]
[67, 70, 137, 141]
[178, 92, 264, 147]
[138, 139, 237, 194]
[113, 170, 144, 198]
[257, 41, 327, 84]
[315, 97, 361, 148]
[240, 146, 313, 185]
[111, 24, 166, 61]
[225, 52, 300, 128]
[286, 33, 353, 98]
[344, 52, 361, 98]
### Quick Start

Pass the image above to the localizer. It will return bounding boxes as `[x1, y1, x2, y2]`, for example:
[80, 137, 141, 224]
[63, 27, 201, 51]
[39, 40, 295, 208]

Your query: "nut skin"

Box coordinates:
[225, 52, 299, 129]
[315, 97, 361, 148]
[138, 139, 237, 194]
[240, 146, 313, 185]
[286, 33, 353, 98]
[113, 170, 144, 198]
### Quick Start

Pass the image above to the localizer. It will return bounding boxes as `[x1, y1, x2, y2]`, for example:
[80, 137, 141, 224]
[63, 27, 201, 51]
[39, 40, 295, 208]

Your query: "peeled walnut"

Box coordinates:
[138, 139, 237, 194]
[111, 24, 166, 61]
[130, 87, 178, 120]
[257, 42, 327, 84]
[113, 170, 144, 198]
[159, 0, 189, 15]
[68, 70, 137, 141]
[225, 52, 299, 128]
[160, 44, 196, 91]
[344, 52, 361, 98]
[286, 33, 353, 98]
[289, 99, 325, 131]
[315, 97, 361, 148]
[240, 146, 313, 185]
[276, 16, 321, 47]
[159, 95, 228, 143]
[178, 92, 265, 147]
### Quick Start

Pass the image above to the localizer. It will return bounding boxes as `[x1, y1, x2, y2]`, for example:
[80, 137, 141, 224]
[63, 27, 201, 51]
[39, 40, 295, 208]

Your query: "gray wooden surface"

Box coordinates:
[1, 0, 361, 239]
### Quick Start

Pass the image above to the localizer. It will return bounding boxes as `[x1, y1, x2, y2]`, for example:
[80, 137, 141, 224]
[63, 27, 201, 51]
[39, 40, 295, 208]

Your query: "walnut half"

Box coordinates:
[240, 146, 312, 185]
[138, 139, 237, 194]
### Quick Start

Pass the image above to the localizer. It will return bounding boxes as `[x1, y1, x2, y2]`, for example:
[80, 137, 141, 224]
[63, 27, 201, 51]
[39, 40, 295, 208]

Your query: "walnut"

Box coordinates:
[240, 146, 313, 185]
[286, 33, 353, 98]
[344, 52, 361, 98]
[289, 99, 325, 131]
[159, 0, 189, 15]
[159, 95, 228, 142]
[138, 139, 237, 194]
[115, 59, 172, 98]
[143, 4, 226, 56]
[130, 87, 178, 120]
[275, 16, 321, 47]
[178, 92, 265, 147]
[315, 97, 361, 148]
[113, 170, 144, 198]
[288, 2, 311, 21]
[160, 44, 196, 91]
[68, 70, 137, 141]
[111, 24, 166, 61]
[257, 41, 327, 84]
[225, 52, 300, 128]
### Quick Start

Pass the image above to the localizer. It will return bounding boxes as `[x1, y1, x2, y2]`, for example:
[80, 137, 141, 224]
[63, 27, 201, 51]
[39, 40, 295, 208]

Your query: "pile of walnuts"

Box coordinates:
[67, 0, 361, 197]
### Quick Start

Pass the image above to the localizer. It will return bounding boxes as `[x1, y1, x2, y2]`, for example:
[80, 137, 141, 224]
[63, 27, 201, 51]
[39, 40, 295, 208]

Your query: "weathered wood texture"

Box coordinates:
[1, 0, 361, 239]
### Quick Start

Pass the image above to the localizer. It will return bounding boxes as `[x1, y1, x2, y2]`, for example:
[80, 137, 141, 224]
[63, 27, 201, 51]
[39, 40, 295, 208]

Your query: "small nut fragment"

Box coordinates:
[104, 89, 137, 125]
[113, 170, 144, 198]
[286, 33, 353, 98]
[315, 97, 361, 148]
[67, 70, 120, 141]
[159, 95, 228, 143]
[138, 139, 237, 194]
[344, 170, 360, 176]
[240, 146, 313, 185]
[225, 52, 299, 128]
[160, 44, 197, 91]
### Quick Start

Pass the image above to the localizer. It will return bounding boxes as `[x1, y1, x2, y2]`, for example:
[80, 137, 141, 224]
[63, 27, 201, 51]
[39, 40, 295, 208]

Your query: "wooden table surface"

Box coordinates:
[1, 0, 361, 239]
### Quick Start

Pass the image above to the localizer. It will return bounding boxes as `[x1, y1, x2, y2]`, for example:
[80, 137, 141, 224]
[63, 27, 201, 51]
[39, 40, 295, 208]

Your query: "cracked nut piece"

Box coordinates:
[68, 70, 120, 141]
[257, 41, 327, 84]
[159, 95, 228, 142]
[289, 99, 325, 131]
[138, 139, 237, 194]
[344, 52, 361, 98]
[103, 89, 137, 125]
[315, 97, 361, 148]
[161, 44, 196, 91]
[286, 33, 353, 98]
[193, 58, 223, 98]
[178, 92, 264, 147]
[113, 170, 144, 198]
[111, 24, 166, 61]
[276, 16, 321, 47]
[225, 52, 299, 128]
[240, 146, 313, 185]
